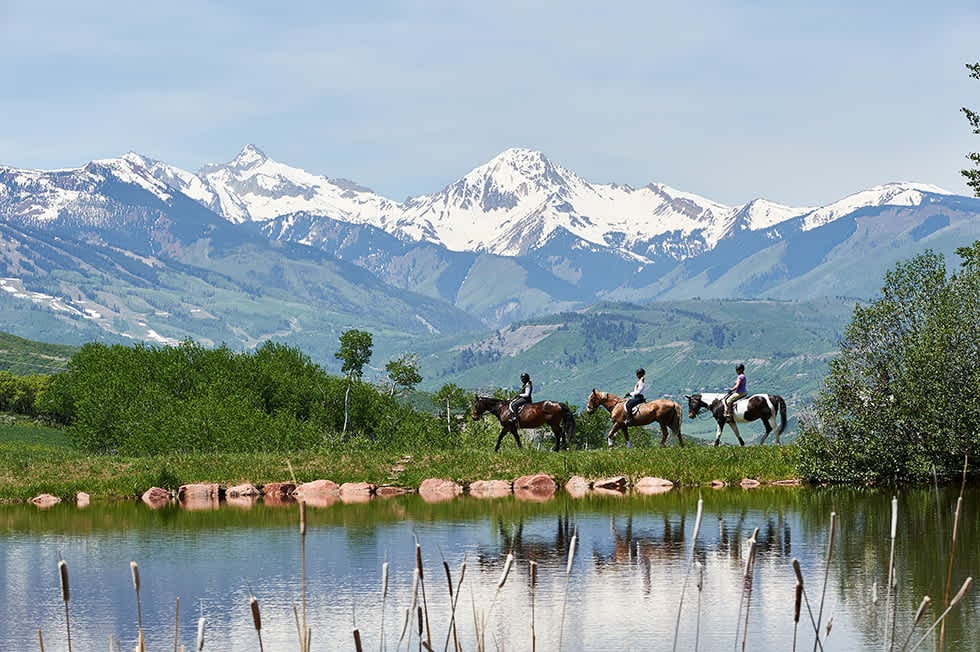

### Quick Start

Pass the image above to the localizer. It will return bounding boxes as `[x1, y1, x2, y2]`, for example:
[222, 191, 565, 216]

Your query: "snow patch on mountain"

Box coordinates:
[800, 182, 953, 230]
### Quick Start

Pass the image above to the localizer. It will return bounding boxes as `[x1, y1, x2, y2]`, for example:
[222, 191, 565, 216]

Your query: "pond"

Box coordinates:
[1, 485, 977, 651]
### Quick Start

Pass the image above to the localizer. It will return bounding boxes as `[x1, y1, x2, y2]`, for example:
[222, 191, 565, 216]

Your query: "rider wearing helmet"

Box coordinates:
[724, 363, 747, 420]
[623, 368, 647, 425]
[510, 372, 533, 426]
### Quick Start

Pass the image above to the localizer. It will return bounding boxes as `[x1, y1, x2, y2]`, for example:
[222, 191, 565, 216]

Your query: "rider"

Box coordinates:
[724, 363, 747, 420]
[623, 368, 646, 425]
[509, 372, 533, 427]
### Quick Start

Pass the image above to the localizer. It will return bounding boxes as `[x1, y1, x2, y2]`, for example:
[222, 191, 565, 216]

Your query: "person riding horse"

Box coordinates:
[623, 368, 646, 426]
[509, 372, 533, 426]
[724, 363, 747, 420]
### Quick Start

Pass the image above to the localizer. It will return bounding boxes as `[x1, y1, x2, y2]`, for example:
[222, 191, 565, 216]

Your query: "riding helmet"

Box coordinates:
[520, 372, 530, 382]
[736, 363, 745, 372]
[636, 368, 645, 377]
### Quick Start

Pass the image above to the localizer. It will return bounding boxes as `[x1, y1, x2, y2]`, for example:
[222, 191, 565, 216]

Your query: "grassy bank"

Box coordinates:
[0, 419, 800, 502]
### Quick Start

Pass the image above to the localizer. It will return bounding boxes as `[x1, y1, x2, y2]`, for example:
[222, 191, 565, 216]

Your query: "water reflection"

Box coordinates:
[0, 486, 977, 651]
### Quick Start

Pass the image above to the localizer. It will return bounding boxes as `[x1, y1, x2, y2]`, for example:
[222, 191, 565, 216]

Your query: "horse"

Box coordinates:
[585, 389, 684, 448]
[471, 395, 576, 452]
[684, 392, 787, 446]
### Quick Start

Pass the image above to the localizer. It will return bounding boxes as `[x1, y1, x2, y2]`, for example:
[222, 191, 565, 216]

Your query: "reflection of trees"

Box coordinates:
[476, 512, 576, 583]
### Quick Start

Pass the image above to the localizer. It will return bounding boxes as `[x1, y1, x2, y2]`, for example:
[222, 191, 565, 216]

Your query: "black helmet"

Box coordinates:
[736, 363, 745, 373]
[636, 368, 645, 377]
[520, 372, 530, 382]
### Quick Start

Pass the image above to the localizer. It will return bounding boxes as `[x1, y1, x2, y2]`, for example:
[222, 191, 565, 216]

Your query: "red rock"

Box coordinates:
[593, 476, 628, 491]
[513, 474, 557, 502]
[340, 482, 375, 503]
[226, 483, 260, 498]
[261, 482, 296, 497]
[31, 493, 61, 508]
[418, 478, 462, 502]
[634, 477, 674, 495]
[468, 480, 512, 498]
[141, 487, 172, 508]
[740, 478, 761, 488]
[564, 475, 589, 498]
[75, 492, 90, 507]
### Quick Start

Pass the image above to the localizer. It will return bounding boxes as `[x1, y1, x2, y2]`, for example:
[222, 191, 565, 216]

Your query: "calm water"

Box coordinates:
[1, 486, 977, 651]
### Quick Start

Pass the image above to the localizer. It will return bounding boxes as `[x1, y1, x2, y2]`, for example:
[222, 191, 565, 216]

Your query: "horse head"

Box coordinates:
[586, 389, 601, 414]
[685, 394, 705, 419]
[471, 394, 488, 420]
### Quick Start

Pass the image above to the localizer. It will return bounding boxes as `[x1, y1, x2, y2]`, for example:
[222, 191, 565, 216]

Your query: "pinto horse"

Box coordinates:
[684, 392, 787, 446]
[471, 395, 576, 452]
[586, 389, 684, 448]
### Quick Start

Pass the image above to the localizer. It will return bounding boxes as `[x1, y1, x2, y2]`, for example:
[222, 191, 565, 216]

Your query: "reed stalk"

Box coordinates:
[442, 559, 466, 652]
[195, 616, 205, 651]
[380, 560, 389, 652]
[907, 577, 973, 652]
[792, 581, 803, 652]
[353, 627, 363, 652]
[299, 499, 308, 652]
[557, 531, 577, 652]
[173, 597, 180, 652]
[673, 497, 704, 652]
[939, 456, 967, 652]
[59, 558, 72, 652]
[885, 496, 898, 651]
[131, 561, 144, 648]
[529, 560, 538, 652]
[695, 561, 704, 652]
[793, 558, 823, 652]
[735, 527, 759, 652]
[812, 512, 836, 652]
[37, 628, 44, 652]
[415, 539, 432, 650]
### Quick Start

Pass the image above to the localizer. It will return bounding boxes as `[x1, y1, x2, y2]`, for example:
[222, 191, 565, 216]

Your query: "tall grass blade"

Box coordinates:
[885, 497, 898, 651]
[196, 616, 205, 652]
[415, 539, 432, 650]
[558, 531, 577, 652]
[896, 595, 930, 652]
[939, 456, 967, 652]
[131, 561, 143, 645]
[529, 560, 538, 652]
[812, 512, 836, 652]
[173, 597, 180, 652]
[793, 557, 823, 652]
[442, 559, 465, 652]
[380, 560, 389, 652]
[673, 497, 704, 652]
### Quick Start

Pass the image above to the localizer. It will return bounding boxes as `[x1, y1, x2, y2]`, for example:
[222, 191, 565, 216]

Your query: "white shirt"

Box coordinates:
[632, 378, 646, 396]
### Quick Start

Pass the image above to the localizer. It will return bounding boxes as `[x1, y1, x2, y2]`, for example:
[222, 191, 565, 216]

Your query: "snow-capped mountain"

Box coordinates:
[0, 142, 977, 355]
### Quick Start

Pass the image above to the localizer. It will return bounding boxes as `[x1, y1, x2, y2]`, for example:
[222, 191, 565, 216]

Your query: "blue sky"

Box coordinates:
[2, 1, 978, 207]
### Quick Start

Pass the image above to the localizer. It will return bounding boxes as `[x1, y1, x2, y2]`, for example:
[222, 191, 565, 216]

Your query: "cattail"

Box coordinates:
[251, 595, 262, 632]
[59, 558, 72, 652]
[196, 616, 205, 651]
[353, 628, 363, 652]
[131, 561, 143, 638]
[381, 561, 389, 600]
[59, 559, 70, 604]
[497, 553, 514, 589]
[794, 584, 803, 623]
[299, 500, 306, 536]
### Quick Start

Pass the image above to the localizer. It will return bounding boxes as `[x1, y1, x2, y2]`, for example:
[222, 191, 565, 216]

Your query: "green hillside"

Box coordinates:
[0, 330, 75, 375]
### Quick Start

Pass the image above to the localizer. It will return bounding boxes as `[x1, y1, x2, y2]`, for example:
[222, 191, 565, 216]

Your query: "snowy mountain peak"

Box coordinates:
[230, 144, 268, 170]
[801, 181, 954, 231]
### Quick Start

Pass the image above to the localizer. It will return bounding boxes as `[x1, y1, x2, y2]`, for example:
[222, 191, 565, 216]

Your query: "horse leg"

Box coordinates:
[623, 426, 632, 449]
[495, 427, 507, 452]
[606, 424, 618, 448]
[729, 420, 745, 446]
[659, 423, 669, 448]
[512, 425, 522, 449]
[551, 423, 563, 452]
[714, 420, 723, 446]
[759, 418, 773, 445]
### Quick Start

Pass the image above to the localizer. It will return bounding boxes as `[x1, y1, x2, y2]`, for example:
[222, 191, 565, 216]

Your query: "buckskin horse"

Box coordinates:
[471, 395, 576, 452]
[586, 389, 684, 449]
[684, 392, 787, 446]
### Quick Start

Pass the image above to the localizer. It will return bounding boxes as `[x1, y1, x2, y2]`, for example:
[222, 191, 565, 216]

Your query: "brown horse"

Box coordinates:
[586, 389, 684, 448]
[471, 395, 576, 452]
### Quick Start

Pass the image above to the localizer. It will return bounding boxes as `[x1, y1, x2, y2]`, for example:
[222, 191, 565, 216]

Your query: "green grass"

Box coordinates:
[0, 420, 800, 503]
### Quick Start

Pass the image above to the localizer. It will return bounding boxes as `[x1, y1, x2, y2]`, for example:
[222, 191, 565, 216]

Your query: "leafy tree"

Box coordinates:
[334, 329, 373, 380]
[335, 329, 373, 434]
[797, 244, 980, 483]
[433, 382, 469, 433]
[963, 62, 980, 197]
[385, 353, 422, 395]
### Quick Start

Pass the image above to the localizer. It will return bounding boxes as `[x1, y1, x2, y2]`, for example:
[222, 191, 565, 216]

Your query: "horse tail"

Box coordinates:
[561, 403, 576, 447]
[672, 401, 683, 435]
[774, 395, 788, 439]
